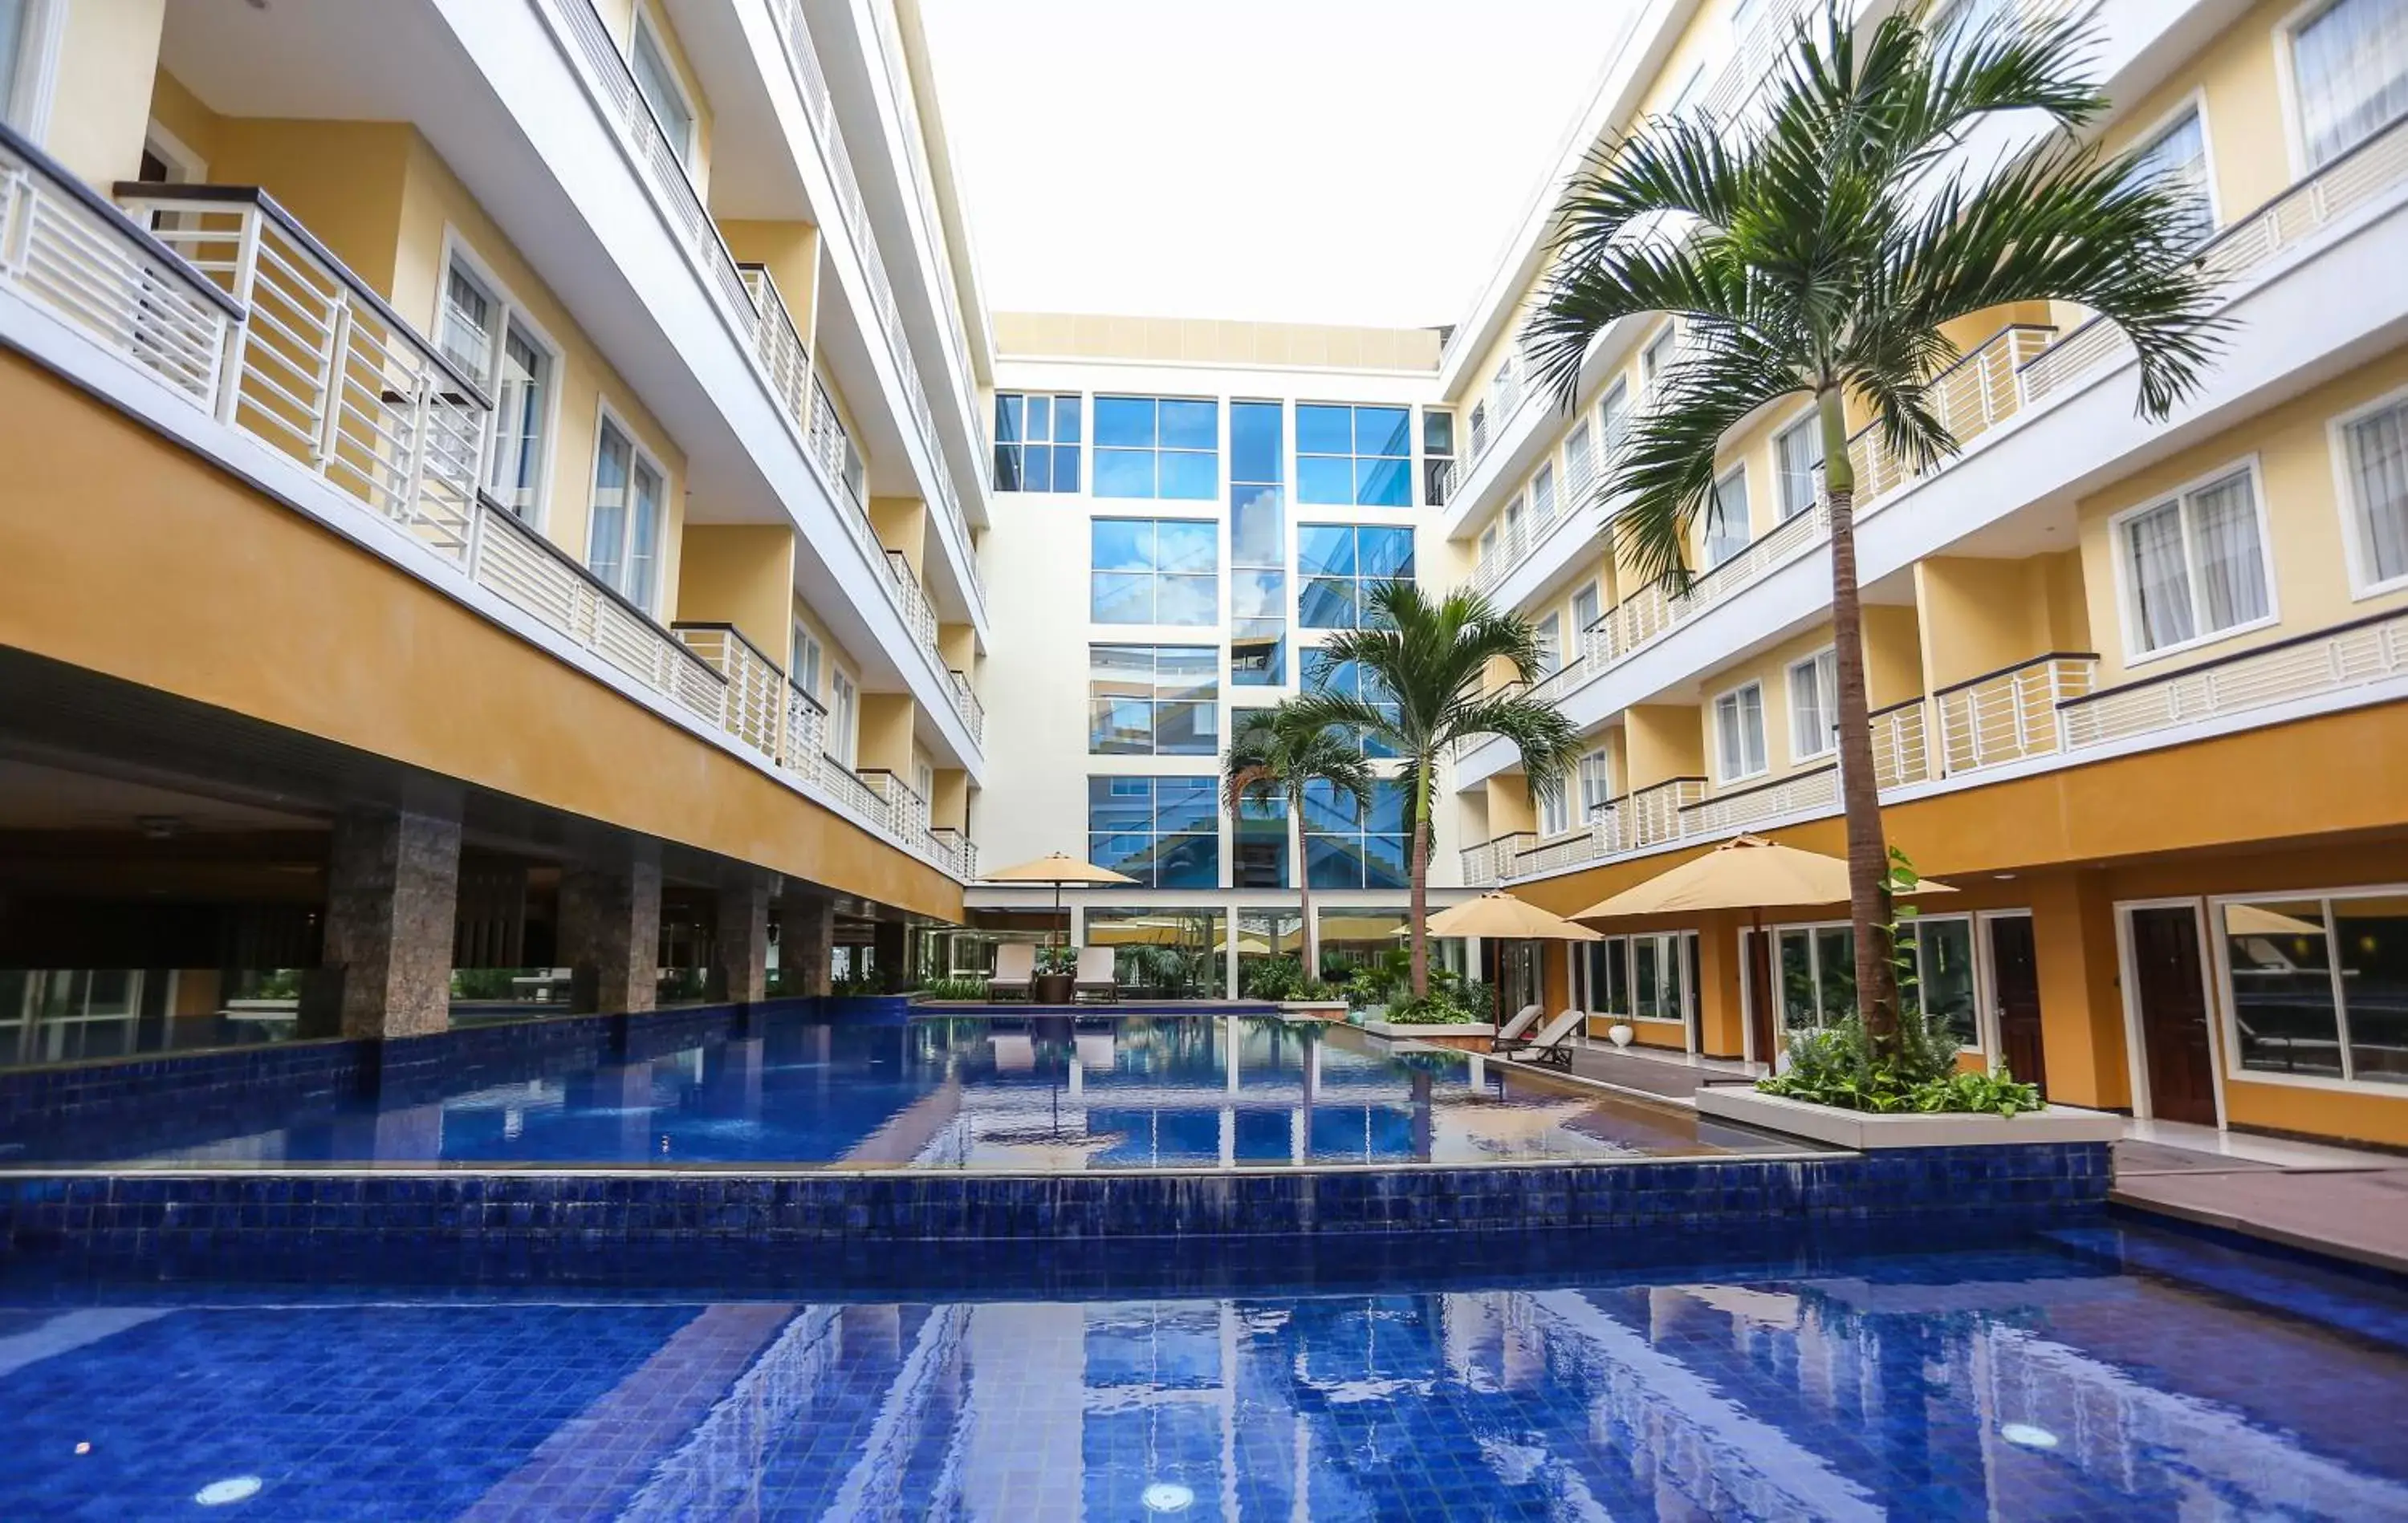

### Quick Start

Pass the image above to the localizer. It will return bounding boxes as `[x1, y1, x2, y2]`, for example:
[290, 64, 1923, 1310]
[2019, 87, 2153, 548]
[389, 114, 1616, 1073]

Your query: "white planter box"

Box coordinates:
[1277, 1001, 1349, 1018]
[1694, 1085, 2125, 1150]
[1359, 1020, 1496, 1040]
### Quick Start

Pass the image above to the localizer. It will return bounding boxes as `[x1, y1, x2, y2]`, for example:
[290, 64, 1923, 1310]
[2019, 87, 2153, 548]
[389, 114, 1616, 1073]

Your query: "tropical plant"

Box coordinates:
[1526, 2, 2222, 1044]
[1222, 705, 1375, 989]
[913, 976, 990, 1001]
[1387, 992, 1483, 1025]
[1238, 955, 1307, 1001]
[1288, 582, 1584, 997]
[1755, 1011, 1957, 1111]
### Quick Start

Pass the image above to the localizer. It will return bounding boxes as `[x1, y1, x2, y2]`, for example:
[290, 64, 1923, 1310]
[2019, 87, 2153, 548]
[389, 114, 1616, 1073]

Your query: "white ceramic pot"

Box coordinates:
[1607, 1022, 1634, 1049]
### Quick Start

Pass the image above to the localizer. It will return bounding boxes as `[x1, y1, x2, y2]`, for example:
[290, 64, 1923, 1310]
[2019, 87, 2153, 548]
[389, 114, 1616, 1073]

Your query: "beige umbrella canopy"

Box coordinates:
[2223, 904, 2324, 937]
[1425, 891, 1603, 942]
[1572, 835, 1952, 921]
[982, 853, 1137, 944]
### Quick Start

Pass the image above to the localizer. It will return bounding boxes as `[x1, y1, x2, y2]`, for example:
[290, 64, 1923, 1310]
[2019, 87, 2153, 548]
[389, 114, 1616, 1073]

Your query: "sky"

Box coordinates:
[917, 1, 1638, 331]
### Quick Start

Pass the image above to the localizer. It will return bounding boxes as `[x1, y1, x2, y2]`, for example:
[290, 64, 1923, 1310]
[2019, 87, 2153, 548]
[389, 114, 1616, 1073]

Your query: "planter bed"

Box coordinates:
[1694, 1084, 2125, 1150]
[1357, 1020, 1496, 1050]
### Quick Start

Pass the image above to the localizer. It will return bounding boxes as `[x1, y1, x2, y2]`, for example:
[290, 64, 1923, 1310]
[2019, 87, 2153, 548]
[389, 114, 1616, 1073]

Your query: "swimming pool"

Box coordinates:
[1, 1013, 1797, 1171]
[3, 1217, 2402, 1519]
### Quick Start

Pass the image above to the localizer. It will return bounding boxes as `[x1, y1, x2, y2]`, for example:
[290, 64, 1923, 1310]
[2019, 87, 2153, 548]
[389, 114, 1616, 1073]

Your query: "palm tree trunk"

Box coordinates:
[1819, 388, 1900, 1042]
[1409, 758, 1432, 998]
[1293, 784, 1316, 985]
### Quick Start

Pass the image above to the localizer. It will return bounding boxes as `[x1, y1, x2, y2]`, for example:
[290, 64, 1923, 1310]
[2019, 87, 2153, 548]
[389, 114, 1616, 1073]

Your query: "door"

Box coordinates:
[2129, 905, 2218, 1124]
[1745, 928, 1777, 1069]
[1986, 915, 2047, 1095]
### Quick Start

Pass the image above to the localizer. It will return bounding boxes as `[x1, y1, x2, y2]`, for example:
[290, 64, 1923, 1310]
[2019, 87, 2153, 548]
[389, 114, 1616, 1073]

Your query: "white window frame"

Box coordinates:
[1539, 770, 1572, 837]
[586, 400, 669, 615]
[2121, 92, 2221, 242]
[2329, 381, 2408, 598]
[0, 0, 64, 139]
[1571, 579, 1602, 635]
[829, 668, 859, 766]
[790, 619, 824, 700]
[1577, 747, 1616, 813]
[2275, 0, 2408, 176]
[1786, 646, 1838, 763]
[1641, 326, 1677, 402]
[439, 231, 563, 527]
[1770, 913, 1985, 1050]
[1566, 419, 1597, 498]
[1532, 460, 1557, 525]
[140, 119, 208, 184]
[628, 3, 698, 167]
[1704, 463, 1751, 567]
[1710, 679, 1769, 784]
[1774, 410, 1824, 520]
[2204, 882, 2408, 1099]
[1535, 611, 1563, 677]
[2107, 455, 2280, 667]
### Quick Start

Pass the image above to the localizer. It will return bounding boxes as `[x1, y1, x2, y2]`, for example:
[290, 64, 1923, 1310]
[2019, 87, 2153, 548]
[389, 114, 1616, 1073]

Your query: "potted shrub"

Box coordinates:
[1032, 945, 1077, 1005]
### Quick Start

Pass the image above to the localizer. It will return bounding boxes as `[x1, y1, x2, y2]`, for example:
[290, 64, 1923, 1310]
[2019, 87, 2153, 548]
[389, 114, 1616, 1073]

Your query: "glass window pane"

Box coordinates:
[1816, 927, 1857, 1023]
[1158, 400, 1218, 450]
[1232, 569, 1284, 620]
[1779, 930, 1816, 1029]
[1301, 779, 1361, 831]
[1296, 404, 1353, 455]
[1355, 407, 1411, 458]
[1054, 395, 1083, 443]
[1154, 522, 1216, 573]
[2337, 895, 2408, 1083]
[2224, 899, 2344, 1078]
[1230, 489, 1284, 564]
[1298, 457, 1354, 505]
[1020, 445, 1051, 493]
[995, 394, 1023, 445]
[993, 445, 1021, 493]
[1088, 833, 1154, 885]
[1154, 701, 1217, 754]
[1156, 575, 1218, 625]
[1095, 396, 1156, 447]
[1092, 572, 1151, 623]
[1157, 835, 1219, 889]
[1231, 401, 1283, 483]
[1088, 777, 1153, 832]
[1094, 448, 1156, 498]
[1357, 457, 1412, 506]
[1365, 780, 1410, 834]
[1362, 834, 1410, 889]
[1300, 578, 1357, 629]
[1052, 446, 1081, 493]
[1297, 524, 1357, 576]
[1918, 918, 1977, 1048]
[1230, 622, 1284, 685]
[1305, 836, 1365, 890]
[1023, 400, 1051, 445]
[1090, 697, 1153, 753]
[1159, 451, 1218, 500]
[1359, 526, 1415, 578]
[1092, 520, 1154, 571]
[1154, 646, 1218, 700]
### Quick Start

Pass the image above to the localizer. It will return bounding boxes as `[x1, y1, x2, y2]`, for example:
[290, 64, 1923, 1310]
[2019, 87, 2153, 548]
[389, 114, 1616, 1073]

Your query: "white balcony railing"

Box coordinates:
[1626, 778, 1709, 847]
[1679, 765, 1837, 838]
[1934, 654, 2097, 774]
[1845, 325, 2056, 501]
[1459, 831, 1537, 887]
[948, 668, 986, 745]
[759, 0, 983, 615]
[861, 770, 930, 843]
[0, 130, 978, 883]
[2059, 611, 2408, 750]
[1869, 699, 1931, 790]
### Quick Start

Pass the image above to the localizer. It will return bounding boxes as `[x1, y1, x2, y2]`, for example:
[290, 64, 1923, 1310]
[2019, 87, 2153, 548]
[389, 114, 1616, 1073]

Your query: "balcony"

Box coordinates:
[0, 124, 974, 882]
[530, 0, 986, 627]
[1459, 831, 1538, 887]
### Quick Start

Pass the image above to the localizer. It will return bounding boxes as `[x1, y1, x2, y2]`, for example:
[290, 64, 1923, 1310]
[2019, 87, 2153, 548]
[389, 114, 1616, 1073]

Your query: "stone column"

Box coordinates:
[559, 847, 662, 1016]
[873, 919, 909, 993]
[322, 806, 461, 1039]
[710, 868, 776, 1004]
[780, 891, 836, 997]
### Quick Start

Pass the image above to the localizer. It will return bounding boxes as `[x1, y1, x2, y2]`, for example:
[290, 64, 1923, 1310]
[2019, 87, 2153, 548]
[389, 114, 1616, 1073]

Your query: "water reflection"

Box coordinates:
[7, 1231, 2406, 1519]
[21, 1016, 1790, 1169]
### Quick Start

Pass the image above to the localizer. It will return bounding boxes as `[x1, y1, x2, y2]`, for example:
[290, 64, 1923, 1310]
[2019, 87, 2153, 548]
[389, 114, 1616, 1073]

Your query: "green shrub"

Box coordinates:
[1035, 945, 1079, 976]
[828, 974, 887, 998]
[1291, 977, 1343, 1002]
[1911, 1068, 2044, 1117]
[1755, 1013, 2041, 1115]
[1239, 956, 1305, 1001]
[1386, 992, 1479, 1025]
[914, 976, 989, 1001]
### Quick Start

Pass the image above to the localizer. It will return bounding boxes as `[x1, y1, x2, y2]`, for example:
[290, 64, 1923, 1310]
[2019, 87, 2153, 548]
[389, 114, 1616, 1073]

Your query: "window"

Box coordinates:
[1703, 465, 1750, 567]
[1095, 396, 1218, 499]
[1091, 519, 1218, 624]
[1297, 404, 1413, 506]
[628, 10, 697, 166]
[1535, 611, 1563, 677]
[1539, 770, 1572, 837]
[1578, 749, 1616, 813]
[2117, 466, 2272, 656]
[1901, 916, 1979, 1050]
[1572, 580, 1602, 635]
[1598, 380, 1632, 460]
[1089, 777, 1218, 888]
[790, 622, 822, 699]
[1775, 415, 1824, 520]
[1088, 645, 1218, 754]
[1531, 461, 1558, 526]
[1566, 420, 1597, 500]
[1586, 933, 1693, 1021]
[2342, 395, 2408, 589]
[1303, 650, 1400, 757]
[2219, 891, 2408, 1086]
[589, 418, 664, 613]
[1299, 524, 1416, 629]
[1642, 328, 1676, 401]
[994, 393, 1081, 492]
[1777, 923, 1858, 1030]
[2292, 0, 2408, 170]
[1230, 401, 1286, 684]
[1713, 681, 1768, 782]
[437, 255, 557, 520]
[0, 0, 57, 134]
[1422, 409, 1455, 506]
[2125, 108, 2214, 250]
[1303, 778, 1410, 889]
[1234, 790, 1288, 888]
[1788, 649, 1837, 762]
[829, 669, 857, 764]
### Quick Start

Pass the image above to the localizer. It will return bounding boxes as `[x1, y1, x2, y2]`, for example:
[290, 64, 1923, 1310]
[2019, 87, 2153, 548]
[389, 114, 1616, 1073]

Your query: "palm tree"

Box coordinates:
[1524, 3, 2222, 1042]
[1222, 705, 1376, 982]
[1287, 582, 1584, 997]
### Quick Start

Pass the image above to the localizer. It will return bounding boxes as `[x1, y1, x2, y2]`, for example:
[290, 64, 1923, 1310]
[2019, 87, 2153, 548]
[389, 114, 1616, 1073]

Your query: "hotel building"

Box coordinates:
[1, 0, 2405, 1150]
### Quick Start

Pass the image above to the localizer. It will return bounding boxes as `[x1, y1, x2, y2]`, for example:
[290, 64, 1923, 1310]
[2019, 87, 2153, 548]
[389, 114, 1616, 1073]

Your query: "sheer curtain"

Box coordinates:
[2191, 473, 2269, 633]
[2294, 0, 2408, 169]
[2349, 401, 2408, 583]
[2125, 109, 2213, 248]
[2125, 502, 2195, 652]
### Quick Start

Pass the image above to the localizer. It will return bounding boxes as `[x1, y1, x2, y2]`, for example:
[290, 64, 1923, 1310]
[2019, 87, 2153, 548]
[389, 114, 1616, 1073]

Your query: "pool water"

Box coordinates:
[3, 1220, 2405, 1519]
[5, 1015, 1801, 1171]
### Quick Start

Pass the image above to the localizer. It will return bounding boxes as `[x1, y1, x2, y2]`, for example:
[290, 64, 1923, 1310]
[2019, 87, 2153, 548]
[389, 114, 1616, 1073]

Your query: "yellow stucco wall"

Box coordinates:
[0, 353, 960, 921]
[676, 526, 797, 660]
[1624, 703, 1706, 790]
[43, 0, 166, 190]
[720, 220, 823, 349]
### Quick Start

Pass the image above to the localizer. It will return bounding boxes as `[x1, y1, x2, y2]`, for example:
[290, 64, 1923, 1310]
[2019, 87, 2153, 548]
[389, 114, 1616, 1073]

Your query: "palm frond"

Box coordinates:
[1609, 341, 1805, 591]
[1454, 695, 1585, 809]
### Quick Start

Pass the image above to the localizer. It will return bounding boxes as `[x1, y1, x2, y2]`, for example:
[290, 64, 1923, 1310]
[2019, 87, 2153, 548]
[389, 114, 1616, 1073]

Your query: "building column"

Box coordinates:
[559, 847, 662, 1016]
[781, 891, 835, 997]
[874, 919, 909, 993]
[1694, 913, 1747, 1062]
[2027, 868, 2133, 1111]
[319, 806, 461, 1040]
[710, 867, 776, 1004]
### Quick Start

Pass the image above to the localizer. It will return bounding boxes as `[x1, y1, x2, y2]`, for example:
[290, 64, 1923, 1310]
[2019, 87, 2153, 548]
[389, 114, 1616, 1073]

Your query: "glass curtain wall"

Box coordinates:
[1230, 402, 1286, 686]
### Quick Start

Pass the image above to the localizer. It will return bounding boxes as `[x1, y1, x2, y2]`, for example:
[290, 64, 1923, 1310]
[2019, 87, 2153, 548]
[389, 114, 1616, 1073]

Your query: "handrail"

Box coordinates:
[116, 182, 490, 407]
[2060, 611, 2404, 707]
[856, 766, 926, 807]
[1867, 694, 1927, 719]
[789, 676, 828, 716]
[1932, 649, 2101, 700]
[668, 619, 784, 680]
[1680, 761, 1835, 811]
[0, 125, 240, 319]
[482, 497, 725, 687]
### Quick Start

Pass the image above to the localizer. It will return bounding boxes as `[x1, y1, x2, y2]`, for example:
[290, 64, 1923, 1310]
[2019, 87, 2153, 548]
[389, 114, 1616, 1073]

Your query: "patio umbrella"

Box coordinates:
[1570, 835, 1952, 920]
[983, 852, 1137, 946]
[1426, 891, 1604, 942]
[2222, 904, 2323, 938]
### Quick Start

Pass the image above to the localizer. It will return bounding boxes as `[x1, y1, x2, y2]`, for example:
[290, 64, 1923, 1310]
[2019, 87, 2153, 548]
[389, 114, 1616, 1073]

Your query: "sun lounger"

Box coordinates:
[1073, 946, 1119, 1003]
[1505, 1009, 1584, 1069]
[1488, 1003, 1546, 1052]
[985, 943, 1036, 1001]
